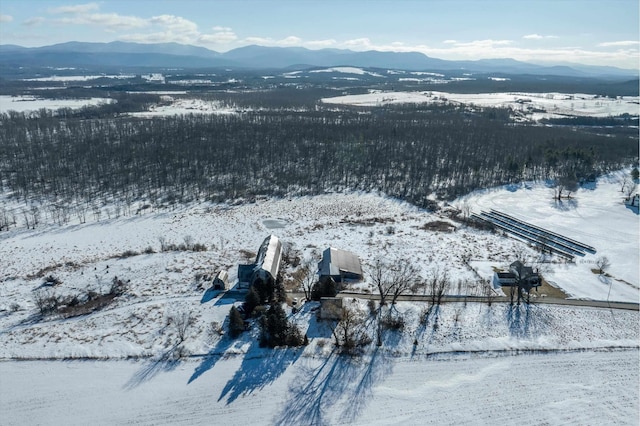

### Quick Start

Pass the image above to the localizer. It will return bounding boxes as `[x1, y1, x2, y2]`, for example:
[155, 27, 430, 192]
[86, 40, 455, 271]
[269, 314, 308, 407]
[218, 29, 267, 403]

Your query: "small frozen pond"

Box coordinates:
[262, 219, 289, 229]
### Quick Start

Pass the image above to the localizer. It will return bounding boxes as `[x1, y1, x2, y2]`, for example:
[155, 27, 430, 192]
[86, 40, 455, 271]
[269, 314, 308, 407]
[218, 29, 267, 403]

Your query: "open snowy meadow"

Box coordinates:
[322, 90, 640, 121]
[0, 171, 638, 425]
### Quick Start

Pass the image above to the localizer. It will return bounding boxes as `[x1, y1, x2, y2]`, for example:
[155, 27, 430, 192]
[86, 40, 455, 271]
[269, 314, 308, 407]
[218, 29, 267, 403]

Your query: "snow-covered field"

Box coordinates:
[1, 349, 637, 426]
[128, 97, 236, 117]
[21, 74, 135, 82]
[309, 66, 384, 77]
[0, 95, 113, 113]
[321, 90, 640, 120]
[0, 171, 638, 424]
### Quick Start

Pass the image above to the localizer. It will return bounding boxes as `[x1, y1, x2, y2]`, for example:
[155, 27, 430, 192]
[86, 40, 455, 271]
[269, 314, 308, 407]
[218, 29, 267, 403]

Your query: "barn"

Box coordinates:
[318, 247, 363, 282]
[238, 235, 282, 288]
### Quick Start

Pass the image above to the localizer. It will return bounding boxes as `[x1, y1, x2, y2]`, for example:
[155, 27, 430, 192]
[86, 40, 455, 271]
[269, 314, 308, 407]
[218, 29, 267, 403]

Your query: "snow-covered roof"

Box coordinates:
[255, 235, 282, 279]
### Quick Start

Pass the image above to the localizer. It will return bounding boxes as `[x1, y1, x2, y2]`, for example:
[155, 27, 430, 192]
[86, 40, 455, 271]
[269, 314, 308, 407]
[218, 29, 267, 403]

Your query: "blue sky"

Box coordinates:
[0, 0, 638, 68]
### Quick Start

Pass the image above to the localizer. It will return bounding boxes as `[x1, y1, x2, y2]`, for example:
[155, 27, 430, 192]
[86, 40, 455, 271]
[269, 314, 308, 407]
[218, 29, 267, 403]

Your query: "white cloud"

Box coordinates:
[597, 40, 640, 47]
[241, 35, 328, 48]
[343, 38, 374, 49]
[48, 3, 146, 29]
[306, 39, 337, 48]
[149, 15, 198, 34]
[243, 36, 273, 45]
[120, 31, 193, 44]
[199, 31, 238, 44]
[451, 39, 513, 48]
[0, 14, 13, 23]
[48, 3, 99, 14]
[443, 40, 457, 44]
[523, 34, 558, 40]
[212, 26, 232, 32]
[278, 36, 303, 46]
[22, 17, 45, 27]
[56, 13, 148, 30]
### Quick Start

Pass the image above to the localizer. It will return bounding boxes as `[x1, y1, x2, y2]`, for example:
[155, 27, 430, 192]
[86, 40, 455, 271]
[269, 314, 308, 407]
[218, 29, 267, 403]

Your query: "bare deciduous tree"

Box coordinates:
[482, 279, 496, 306]
[183, 235, 194, 250]
[296, 259, 317, 301]
[624, 182, 637, 199]
[370, 258, 418, 307]
[595, 256, 611, 275]
[428, 267, 450, 307]
[330, 306, 368, 353]
[460, 201, 471, 219]
[169, 310, 192, 344]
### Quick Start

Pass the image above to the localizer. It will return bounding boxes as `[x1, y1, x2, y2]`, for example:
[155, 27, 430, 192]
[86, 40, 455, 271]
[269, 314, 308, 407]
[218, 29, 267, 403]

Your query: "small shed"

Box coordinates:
[624, 193, 639, 207]
[318, 247, 363, 282]
[212, 270, 229, 290]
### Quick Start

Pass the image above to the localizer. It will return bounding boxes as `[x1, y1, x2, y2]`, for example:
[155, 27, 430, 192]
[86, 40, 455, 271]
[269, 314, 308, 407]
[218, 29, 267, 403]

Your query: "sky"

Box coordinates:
[0, 0, 638, 69]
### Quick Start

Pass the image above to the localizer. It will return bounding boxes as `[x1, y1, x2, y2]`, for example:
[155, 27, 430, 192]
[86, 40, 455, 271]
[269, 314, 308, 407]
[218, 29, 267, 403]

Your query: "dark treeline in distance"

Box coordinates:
[0, 97, 637, 212]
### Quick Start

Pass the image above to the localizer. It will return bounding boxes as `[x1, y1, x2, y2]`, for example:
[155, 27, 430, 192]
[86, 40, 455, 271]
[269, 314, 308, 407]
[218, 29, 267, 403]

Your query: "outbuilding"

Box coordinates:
[318, 247, 363, 282]
[212, 270, 229, 290]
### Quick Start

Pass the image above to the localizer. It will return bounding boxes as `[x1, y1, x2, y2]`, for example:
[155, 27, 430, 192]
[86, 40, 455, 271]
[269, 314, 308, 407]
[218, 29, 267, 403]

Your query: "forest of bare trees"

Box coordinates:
[0, 96, 636, 213]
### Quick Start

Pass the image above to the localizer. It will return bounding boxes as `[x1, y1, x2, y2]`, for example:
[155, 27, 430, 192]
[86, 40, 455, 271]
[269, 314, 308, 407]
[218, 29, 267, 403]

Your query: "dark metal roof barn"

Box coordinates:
[318, 247, 363, 282]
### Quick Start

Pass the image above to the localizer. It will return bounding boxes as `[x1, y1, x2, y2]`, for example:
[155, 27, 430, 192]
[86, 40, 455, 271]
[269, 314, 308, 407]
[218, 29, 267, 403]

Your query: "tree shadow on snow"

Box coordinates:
[187, 335, 235, 384]
[200, 287, 220, 304]
[340, 348, 393, 423]
[411, 304, 442, 358]
[273, 349, 393, 425]
[123, 345, 181, 390]
[551, 198, 578, 211]
[504, 303, 549, 339]
[217, 343, 303, 404]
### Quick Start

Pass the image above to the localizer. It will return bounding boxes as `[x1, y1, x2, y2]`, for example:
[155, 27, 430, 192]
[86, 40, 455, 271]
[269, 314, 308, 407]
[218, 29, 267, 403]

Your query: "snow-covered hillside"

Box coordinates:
[0, 171, 638, 425]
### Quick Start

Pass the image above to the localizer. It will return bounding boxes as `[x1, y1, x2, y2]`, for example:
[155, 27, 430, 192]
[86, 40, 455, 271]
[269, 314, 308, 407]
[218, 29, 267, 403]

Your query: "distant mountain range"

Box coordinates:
[0, 41, 636, 79]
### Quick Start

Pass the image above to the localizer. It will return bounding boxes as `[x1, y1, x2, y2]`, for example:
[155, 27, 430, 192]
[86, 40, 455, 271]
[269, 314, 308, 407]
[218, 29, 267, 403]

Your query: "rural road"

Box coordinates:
[220, 290, 639, 311]
[336, 291, 640, 311]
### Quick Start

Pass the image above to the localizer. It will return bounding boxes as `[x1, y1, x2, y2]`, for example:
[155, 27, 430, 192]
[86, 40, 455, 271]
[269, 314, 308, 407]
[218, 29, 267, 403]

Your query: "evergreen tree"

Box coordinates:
[264, 303, 289, 347]
[228, 306, 245, 338]
[244, 286, 260, 317]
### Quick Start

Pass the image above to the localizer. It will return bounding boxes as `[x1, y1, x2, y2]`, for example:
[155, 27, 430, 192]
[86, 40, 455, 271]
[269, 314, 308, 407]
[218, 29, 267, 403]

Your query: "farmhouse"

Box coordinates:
[318, 247, 363, 282]
[238, 235, 282, 288]
[492, 260, 541, 289]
